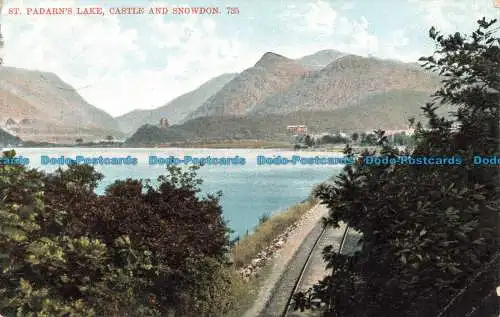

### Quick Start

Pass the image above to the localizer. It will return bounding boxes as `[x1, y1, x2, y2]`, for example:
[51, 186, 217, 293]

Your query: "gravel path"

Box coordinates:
[242, 203, 329, 317]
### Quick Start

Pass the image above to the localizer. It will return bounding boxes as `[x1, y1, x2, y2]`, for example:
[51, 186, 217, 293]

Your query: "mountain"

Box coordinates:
[184, 52, 311, 121]
[115, 73, 236, 135]
[249, 54, 441, 115]
[126, 89, 451, 145]
[0, 128, 21, 146]
[126, 52, 445, 145]
[296, 49, 344, 70]
[0, 67, 122, 143]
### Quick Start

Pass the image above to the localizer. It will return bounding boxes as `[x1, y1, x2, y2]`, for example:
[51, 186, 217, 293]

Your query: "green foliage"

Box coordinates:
[351, 132, 359, 142]
[303, 18, 499, 317]
[0, 154, 234, 316]
[319, 134, 349, 145]
[359, 132, 377, 146]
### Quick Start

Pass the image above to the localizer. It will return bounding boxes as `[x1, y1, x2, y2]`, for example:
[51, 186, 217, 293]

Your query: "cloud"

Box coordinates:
[303, 1, 338, 36]
[280, 0, 339, 36]
[382, 29, 422, 62]
[279, 1, 378, 54]
[3, 0, 143, 76]
[408, 0, 498, 33]
[1, 0, 260, 116]
[2, 0, 495, 117]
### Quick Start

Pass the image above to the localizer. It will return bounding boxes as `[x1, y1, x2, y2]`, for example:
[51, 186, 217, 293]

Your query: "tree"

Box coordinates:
[0, 152, 237, 317]
[105, 135, 114, 142]
[360, 132, 366, 142]
[320, 135, 349, 145]
[43, 165, 233, 316]
[302, 17, 499, 317]
[75, 138, 83, 144]
[360, 132, 377, 146]
[351, 132, 359, 142]
[304, 134, 314, 147]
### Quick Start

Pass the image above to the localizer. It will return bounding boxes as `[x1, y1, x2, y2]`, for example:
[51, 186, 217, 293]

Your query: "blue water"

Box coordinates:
[11, 148, 343, 237]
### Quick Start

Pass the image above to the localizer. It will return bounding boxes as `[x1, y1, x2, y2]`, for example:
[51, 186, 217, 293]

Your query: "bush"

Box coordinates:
[319, 135, 349, 145]
[0, 158, 233, 316]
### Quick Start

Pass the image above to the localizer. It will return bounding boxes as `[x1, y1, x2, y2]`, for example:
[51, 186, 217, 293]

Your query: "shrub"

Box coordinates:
[0, 157, 233, 316]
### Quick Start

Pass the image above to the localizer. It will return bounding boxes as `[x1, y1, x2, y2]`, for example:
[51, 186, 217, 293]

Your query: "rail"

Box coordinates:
[281, 224, 350, 317]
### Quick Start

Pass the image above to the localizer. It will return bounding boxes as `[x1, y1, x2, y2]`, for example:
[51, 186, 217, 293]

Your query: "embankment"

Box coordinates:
[226, 198, 330, 317]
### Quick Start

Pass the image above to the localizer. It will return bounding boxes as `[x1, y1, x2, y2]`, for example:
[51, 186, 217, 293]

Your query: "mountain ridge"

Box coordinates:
[0, 66, 122, 143]
[1, 49, 442, 144]
[126, 89, 447, 145]
[184, 52, 312, 121]
[247, 54, 441, 115]
[115, 73, 236, 135]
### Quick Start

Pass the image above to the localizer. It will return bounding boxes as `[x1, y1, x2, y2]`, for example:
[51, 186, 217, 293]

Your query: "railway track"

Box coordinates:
[258, 221, 350, 317]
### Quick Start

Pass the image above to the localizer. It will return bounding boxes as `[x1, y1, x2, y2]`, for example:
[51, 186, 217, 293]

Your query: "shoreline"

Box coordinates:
[4, 145, 347, 153]
[8, 140, 358, 151]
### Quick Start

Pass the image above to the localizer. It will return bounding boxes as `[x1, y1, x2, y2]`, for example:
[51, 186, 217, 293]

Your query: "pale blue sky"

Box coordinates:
[2, 0, 498, 116]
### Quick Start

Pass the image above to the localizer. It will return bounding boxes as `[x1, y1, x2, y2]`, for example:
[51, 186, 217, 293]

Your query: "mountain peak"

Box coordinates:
[254, 52, 292, 68]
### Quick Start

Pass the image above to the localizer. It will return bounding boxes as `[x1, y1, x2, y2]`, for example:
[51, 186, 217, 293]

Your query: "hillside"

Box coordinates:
[121, 51, 437, 139]
[249, 55, 441, 114]
[0, 67, 123, 143]
[119, 50, 342, 134]
[126, 89, 450, 145]
[115, 73, 236, 135]
[184, 52, 311, 121]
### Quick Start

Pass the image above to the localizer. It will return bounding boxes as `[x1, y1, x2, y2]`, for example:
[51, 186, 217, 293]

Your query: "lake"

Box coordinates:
[9, 148, 344, 237]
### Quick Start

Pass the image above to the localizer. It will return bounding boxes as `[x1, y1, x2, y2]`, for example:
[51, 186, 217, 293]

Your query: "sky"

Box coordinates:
[1, 0, 498, 117]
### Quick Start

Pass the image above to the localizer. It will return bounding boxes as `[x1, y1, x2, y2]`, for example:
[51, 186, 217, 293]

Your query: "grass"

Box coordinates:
[231, 198, 318, 268]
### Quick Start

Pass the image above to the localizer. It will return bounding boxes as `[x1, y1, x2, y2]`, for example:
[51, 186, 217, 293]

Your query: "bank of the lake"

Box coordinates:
[19, 139, 294, 149]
